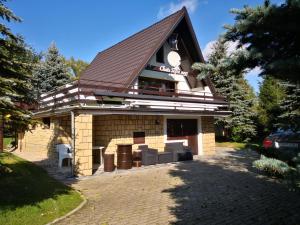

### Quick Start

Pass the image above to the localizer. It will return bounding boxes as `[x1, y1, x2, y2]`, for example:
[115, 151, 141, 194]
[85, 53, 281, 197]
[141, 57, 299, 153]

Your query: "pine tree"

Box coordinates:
[192, 39, 257, 141]
[278, 81, 300, 130]
[258, 76, 286, 133]
[224, 0, 300, 82]
[0, 0, 36, 151]
[33, 43, 71, 97]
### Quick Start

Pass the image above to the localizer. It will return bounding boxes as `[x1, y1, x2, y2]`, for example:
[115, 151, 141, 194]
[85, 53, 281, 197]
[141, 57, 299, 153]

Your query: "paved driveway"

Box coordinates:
[58, 148, 300, 225]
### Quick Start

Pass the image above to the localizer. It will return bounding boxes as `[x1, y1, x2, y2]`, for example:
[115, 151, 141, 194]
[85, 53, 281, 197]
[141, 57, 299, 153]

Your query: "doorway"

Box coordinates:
[167, 119, 198, 155]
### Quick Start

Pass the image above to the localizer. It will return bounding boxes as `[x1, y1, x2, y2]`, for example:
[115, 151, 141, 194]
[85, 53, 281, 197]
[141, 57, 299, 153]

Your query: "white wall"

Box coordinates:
[139, 41, 212, 96]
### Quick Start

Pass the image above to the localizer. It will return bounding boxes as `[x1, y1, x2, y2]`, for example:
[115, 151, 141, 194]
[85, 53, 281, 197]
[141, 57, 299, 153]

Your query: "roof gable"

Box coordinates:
[80, 7, 215, 93]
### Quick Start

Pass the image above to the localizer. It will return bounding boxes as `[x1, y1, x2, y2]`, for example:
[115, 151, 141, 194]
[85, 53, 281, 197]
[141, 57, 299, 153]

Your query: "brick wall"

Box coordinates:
[201, 116, 215, 155]
[93, 115, 164, 154]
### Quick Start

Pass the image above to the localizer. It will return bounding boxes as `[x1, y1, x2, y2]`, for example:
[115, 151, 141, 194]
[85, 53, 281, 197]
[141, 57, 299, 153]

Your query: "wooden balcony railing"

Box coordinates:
[37, 78, 227, 111]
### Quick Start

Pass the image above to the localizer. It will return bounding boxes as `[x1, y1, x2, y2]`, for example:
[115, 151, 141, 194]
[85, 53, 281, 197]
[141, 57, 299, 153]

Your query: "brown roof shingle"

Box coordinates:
[80, 8, 185, 87]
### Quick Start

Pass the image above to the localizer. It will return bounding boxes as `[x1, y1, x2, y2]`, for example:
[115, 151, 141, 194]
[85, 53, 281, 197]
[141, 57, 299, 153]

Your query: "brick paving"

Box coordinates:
[13, 148, 300, 225]
[52, 148, 300, 225]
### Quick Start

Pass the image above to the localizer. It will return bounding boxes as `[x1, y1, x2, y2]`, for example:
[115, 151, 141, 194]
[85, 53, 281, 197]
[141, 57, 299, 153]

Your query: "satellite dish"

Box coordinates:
[167, 51, 181, 67]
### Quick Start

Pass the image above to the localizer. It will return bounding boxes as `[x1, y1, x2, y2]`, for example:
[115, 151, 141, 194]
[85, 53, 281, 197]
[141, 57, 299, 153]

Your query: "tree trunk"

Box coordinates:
[0, 116, 3, 152]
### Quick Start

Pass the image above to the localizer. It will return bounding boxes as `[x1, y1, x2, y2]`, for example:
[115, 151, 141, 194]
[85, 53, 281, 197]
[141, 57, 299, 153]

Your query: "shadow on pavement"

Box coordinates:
[164, 149, 300, 225]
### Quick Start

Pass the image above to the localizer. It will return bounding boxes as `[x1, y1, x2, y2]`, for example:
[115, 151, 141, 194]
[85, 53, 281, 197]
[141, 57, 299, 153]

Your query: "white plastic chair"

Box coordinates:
[56, 144, 73, 167]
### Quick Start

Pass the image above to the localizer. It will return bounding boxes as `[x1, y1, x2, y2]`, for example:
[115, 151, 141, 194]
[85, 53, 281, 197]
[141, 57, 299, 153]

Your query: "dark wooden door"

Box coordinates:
[167, 119, 198, 155]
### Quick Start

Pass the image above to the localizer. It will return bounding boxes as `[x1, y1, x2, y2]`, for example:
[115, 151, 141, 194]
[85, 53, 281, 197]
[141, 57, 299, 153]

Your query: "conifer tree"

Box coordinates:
[0, 0, 36, 151]
[33, 43, 71, 97]
[224, 0, 300, 82]
[278, 81, 300, 130]
[193, 39, 256, 141]
[258, 76, 286, 133]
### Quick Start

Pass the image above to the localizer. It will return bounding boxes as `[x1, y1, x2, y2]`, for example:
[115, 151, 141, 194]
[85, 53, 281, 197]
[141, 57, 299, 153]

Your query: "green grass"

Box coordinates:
[0, 153, 83, 225]
[3, 137, 14, 149]
[216, 141, 247, 149]
[216, 141, 261, 150]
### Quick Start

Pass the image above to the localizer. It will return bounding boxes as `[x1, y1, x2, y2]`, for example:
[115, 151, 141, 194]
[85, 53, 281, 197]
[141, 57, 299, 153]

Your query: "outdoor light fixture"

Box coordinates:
[168, 33, 179, 51]
[155, 119, 161, 125]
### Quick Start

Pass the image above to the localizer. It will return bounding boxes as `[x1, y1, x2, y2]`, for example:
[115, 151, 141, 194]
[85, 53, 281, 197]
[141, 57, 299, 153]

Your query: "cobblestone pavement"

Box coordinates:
[55, 148, 300, 225]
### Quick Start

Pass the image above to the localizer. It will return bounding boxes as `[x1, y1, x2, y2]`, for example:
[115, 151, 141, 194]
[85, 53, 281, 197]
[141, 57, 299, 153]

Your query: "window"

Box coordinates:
[42, 117, 50, 128]
[133, 132, 145, 144]
[139, 77, 175, 94]
[167, 119, 197, 138]
[156, 46, 164, 63]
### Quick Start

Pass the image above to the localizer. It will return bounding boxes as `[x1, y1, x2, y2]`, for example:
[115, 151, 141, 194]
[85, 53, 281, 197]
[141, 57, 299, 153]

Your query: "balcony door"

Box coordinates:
[167, 119, 198, 155]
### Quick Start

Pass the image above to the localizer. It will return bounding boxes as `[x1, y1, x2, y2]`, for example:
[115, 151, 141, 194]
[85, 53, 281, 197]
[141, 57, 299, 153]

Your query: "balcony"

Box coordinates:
[36, 78, 228, 115]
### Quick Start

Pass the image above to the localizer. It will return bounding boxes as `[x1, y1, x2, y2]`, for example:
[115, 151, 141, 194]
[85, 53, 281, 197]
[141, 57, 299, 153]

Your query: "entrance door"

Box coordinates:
[167, 119, 198, 155]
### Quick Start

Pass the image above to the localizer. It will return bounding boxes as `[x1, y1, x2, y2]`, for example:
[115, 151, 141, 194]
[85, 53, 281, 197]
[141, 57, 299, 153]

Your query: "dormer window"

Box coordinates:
[168, 33, 179, 50]
[156, 46, 164, 63]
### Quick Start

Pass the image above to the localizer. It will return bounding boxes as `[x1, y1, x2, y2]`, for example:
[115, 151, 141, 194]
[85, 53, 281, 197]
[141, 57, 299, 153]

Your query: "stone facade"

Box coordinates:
[201, 116, 215, 155]
[18, 113, 216, 176]
[74, 114, 93, 176]
[93, 115, 164, 154]
[18, 116, 71, 163]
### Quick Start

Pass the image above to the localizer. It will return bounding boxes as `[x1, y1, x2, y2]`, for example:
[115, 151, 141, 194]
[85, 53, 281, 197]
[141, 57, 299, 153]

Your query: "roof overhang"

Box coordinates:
[33, 105, 231, 118]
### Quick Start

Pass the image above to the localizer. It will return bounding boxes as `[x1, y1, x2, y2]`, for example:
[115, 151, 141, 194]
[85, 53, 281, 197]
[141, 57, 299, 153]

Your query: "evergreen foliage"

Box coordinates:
[258, 76, 286, 133]
[192, 39, 257, 142]
[224, 0, 300, 82]
[278, 81, 300, 130]
[32, 43, 71, 97]
[0, 0, 36, 130]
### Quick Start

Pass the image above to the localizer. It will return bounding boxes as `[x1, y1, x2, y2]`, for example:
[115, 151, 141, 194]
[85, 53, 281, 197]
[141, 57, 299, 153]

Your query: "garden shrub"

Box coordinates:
[253, 155, 290, 177]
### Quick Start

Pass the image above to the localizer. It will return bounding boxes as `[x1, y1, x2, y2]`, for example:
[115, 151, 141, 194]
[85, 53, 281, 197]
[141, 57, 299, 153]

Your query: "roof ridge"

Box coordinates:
[95, 8, 185, 57]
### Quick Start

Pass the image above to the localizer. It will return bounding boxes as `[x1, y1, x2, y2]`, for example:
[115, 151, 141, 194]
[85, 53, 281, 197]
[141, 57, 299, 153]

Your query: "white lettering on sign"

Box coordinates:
[159, 66, 188, 76]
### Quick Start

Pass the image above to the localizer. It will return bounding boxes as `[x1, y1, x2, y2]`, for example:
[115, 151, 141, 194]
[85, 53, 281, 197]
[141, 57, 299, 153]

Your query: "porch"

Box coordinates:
[18, 113, 215, 176]
[76, 113, 215, 176]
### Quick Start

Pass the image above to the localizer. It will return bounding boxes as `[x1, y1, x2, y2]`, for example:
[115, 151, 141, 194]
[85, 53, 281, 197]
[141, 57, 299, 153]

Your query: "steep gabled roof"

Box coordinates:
[80, 7, 210, 91]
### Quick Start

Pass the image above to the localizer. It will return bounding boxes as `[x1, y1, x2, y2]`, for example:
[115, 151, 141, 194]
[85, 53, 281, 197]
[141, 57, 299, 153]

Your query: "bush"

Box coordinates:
[253, 155, 290, 177]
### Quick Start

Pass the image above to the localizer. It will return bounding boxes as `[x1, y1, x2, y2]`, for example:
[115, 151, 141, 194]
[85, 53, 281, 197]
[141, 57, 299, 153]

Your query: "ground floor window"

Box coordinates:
[167, 119, 197, 138]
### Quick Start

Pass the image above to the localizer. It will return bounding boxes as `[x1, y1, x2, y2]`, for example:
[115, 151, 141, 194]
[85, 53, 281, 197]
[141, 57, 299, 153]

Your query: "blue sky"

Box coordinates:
[5, 0, 281, 92]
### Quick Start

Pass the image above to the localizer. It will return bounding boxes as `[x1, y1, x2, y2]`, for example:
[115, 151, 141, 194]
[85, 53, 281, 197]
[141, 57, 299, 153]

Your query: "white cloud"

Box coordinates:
[247, 66, 262, 76]
[202, 40, 239, 61]
[226, 41, 239, 56]
[157, 0, 200, 19]
[202, 40, 216, 61]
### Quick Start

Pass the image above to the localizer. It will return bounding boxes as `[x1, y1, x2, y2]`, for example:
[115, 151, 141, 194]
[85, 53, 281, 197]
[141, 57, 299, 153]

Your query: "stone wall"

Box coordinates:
[201, 116, 215, 155]
[18, 116, 71, 161]
[74, 114, 93, 176]
[93, 115, 164, 154]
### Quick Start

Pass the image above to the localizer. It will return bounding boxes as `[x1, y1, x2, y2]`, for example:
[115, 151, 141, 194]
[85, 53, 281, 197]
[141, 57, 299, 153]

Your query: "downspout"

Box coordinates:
[71, 111, 75, 176]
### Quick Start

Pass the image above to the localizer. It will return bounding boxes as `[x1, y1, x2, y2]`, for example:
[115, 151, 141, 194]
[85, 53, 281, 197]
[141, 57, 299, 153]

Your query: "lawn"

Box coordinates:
[0, 153, 83, 225]
[3, 137, 14, 149]
[216, 141, 261, 151]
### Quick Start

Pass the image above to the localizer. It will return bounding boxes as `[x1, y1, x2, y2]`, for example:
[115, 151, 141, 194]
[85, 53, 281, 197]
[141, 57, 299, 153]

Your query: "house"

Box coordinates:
[17, 7, 229, 176]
